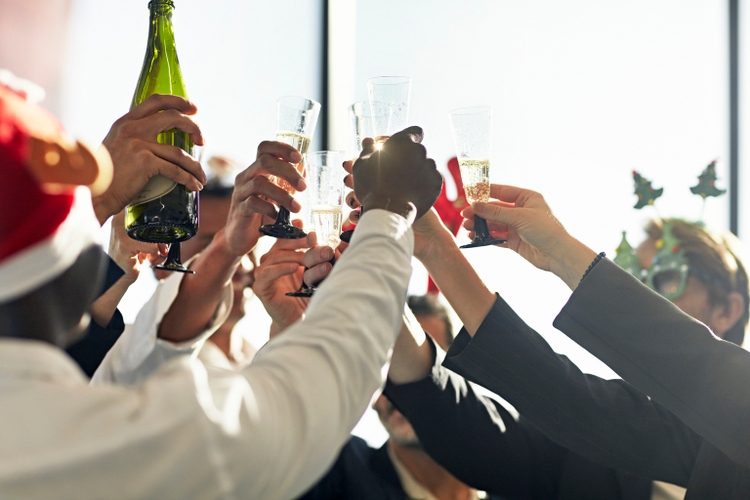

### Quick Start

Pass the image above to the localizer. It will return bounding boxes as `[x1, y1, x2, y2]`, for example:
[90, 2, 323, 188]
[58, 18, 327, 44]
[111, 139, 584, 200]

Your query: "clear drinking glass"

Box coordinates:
[349, 100, 389, 155]
[367, 76, 411, 146]
[449, 106, 506, 248]
[260, 96, 321, 239]
[286, 150, 346, 297]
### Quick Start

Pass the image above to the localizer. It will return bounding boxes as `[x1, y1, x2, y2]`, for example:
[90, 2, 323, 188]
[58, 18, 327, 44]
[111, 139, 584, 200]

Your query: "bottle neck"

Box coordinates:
[149, 0, 174, 16]
[149, 1, 174, 27]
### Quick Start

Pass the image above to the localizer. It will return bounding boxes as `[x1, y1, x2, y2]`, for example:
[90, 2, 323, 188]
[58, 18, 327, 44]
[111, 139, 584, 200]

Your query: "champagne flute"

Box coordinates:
[367, 76, 411, 146]
[340, 101, 390, 243]
[259, 96, 321, 239]
[152, 145, 204, 273]
[286, 150, 346, 297]
[449, 106, 506, 249]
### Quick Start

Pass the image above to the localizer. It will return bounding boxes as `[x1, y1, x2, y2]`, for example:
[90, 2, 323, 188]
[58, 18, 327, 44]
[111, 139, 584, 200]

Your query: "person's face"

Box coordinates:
[637, 239, 725, 337]
[372, 394, 421, 448]
[154, 196, 255, 321]
[372, 312, 451, 447]
[415, 314, 451, 351]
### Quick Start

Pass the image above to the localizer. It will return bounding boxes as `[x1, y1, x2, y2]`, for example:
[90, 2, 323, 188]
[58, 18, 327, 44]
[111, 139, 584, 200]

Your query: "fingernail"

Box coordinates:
[291, 151, 302, 163]
[291, 199, 302, 212]
[321, 247, 333, 260]
[194, 182, 204, 191]
[297, 178, 307, 191]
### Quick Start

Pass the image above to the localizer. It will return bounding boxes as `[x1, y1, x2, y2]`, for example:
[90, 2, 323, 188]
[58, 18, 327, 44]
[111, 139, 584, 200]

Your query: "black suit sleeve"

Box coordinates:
[554, 258, 750, 468]
[442, 293, 700, 487]
[65, 256, 125, 377]
[384, 337, 567, 499]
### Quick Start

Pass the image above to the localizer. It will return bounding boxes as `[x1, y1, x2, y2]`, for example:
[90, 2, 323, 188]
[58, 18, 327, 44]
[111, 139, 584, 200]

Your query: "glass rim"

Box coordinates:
[449, 105, 491, 116]
[367, 75, 411, 86]
[277, 95, 321, 111]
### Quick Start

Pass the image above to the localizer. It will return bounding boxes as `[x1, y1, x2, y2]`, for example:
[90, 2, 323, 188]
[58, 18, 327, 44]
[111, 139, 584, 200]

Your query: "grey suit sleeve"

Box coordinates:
[554, 258, 750, 468]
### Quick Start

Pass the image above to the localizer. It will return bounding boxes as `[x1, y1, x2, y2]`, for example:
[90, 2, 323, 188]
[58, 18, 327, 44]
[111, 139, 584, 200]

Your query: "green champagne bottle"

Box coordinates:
[125, 0, 198, 243]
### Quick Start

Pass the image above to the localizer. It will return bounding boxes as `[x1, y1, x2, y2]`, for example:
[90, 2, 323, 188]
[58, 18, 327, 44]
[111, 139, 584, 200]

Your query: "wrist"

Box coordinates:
[361, 194, 416, 223]
[549, 234, 598, 290]
[91, 194, 116, 226]
[415, 228, 454, 263]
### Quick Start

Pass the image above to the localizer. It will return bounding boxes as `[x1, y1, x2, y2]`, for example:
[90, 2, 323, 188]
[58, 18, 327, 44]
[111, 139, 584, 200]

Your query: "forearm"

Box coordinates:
[385, 344, 561, 498]
[158, 228, 241, 342]
[387, 306, 433, 384]
[418, 231, 494, 336]
[443, 295, 700, 484]
[90, 276, 133, 327]
[556, 258, 750, 467]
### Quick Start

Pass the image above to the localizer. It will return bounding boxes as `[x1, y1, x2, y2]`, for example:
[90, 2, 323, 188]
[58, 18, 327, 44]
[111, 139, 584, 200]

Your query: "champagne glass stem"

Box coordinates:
[459, 215, 506, 249]
[154, 242, 195, 274]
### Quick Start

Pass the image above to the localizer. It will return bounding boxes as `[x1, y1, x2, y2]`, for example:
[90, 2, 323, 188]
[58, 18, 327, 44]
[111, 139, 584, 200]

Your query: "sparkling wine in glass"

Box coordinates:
[286, 150, 346, 297]
[449, 106, 506, 249]
[259, 96, 320, 239]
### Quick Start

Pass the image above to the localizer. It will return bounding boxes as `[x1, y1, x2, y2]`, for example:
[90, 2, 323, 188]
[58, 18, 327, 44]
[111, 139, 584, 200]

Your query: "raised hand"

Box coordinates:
[252, 229, 312, 336]
[462, 184, 597, 289]
[220, 141, 305, 258]
[109, 210, 166, 284]
[352, 126, 442, 222]
[93, 94, 207, 224]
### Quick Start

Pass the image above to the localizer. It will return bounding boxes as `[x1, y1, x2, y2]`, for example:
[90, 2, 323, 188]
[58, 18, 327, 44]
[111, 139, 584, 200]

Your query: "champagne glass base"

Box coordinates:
[153, 263, 196, 274]
[285, 287, 315, 297]
[259, 223, 307, 239]
[460, 237, 506, 249]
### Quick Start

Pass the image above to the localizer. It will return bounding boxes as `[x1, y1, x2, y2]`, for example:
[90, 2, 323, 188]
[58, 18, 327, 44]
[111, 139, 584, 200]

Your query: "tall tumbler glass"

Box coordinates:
[449, 106, 506, 248]
[260, 96, 321, 239]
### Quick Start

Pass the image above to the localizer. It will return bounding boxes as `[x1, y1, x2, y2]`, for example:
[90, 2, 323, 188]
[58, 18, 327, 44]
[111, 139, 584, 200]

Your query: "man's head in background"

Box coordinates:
[636, 219, 748, 346]
[373, 294, 454, 448]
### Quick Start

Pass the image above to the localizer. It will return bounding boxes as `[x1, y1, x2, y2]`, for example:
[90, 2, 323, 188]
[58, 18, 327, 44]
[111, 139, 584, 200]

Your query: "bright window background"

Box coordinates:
[331, 0, 730, 380]
[333, 0, 730, 447]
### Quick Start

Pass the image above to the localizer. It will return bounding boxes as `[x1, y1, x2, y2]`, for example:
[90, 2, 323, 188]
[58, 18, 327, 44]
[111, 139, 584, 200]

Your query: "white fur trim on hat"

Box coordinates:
[0, 186, 100, 304]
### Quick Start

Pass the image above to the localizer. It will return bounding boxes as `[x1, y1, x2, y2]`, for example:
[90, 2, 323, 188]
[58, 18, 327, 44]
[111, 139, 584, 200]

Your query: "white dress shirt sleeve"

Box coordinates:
[90, 261, 233, 386]
[3, 210, 413, 500]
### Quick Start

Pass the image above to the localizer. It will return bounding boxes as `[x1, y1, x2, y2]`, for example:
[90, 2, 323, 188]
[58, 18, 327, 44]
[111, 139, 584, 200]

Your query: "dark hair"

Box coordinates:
[407, 294, 454, 346]
[645, 219, 749, 346]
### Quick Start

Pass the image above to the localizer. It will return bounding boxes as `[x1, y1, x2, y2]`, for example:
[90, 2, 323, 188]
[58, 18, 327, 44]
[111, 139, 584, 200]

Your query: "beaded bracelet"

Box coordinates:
[580, 252, 606, 284]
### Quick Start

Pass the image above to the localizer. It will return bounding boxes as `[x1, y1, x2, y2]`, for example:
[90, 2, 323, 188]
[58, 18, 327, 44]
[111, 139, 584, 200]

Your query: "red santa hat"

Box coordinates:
[0, 75, 112, 304]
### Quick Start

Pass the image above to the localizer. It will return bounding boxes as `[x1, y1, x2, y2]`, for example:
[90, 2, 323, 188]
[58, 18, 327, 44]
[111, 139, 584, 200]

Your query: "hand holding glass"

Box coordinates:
[286, 150, 346, 297]
[260, 96, 320, 239]
[449, 106, 506, 248]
